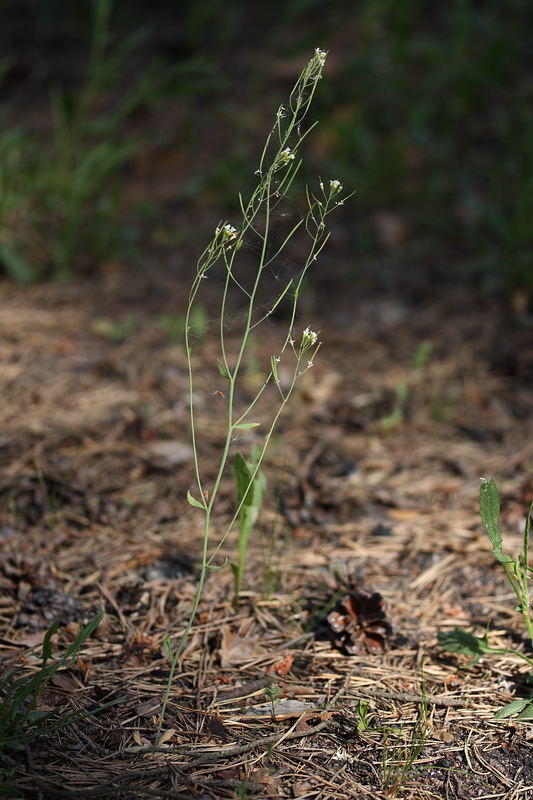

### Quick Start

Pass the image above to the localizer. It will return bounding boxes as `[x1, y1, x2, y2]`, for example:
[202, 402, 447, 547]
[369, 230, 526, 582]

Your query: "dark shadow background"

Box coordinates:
[1, 0, 532, 303]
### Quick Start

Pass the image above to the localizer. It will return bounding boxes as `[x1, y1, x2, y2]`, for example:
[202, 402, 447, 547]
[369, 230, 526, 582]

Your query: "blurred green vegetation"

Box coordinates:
[0, 0, 531, 293]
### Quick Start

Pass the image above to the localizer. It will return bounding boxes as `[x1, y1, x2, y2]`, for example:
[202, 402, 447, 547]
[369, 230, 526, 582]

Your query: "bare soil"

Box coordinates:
[1, 272, 533, 799]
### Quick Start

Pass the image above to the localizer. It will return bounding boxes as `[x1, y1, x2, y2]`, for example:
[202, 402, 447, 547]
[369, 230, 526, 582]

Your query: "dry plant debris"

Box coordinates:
[1, 277, 533, 798]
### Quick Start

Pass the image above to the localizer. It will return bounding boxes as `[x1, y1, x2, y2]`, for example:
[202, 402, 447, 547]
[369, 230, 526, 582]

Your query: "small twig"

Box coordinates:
[354, 687, 473, 708]
[327, 665, 358, 709]
[185, 715, 332, 767]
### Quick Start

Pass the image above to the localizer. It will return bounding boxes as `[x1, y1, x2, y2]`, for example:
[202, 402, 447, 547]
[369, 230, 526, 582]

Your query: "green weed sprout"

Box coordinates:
[438, 478, 533, 719]
[231, 447, 267, 608]
[0, 610, 104, 755]
[0, 0, 157, 281]
[381, 689, 429, 798]
[159, 48, 351, 733]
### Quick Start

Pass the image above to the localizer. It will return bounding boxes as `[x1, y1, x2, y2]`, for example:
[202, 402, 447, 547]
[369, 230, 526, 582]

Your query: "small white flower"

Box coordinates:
[307, 360, 314, 368]
[276, 106, 286, 119]
[215, 223, 238, 241]
[302, 326, 318, 345]
[281, 147, 295, 162]
[315, 48, 327, 67]
[299, 327, 320, 356]
[275, 357, 280, 363]
[330, 179, 343, 192]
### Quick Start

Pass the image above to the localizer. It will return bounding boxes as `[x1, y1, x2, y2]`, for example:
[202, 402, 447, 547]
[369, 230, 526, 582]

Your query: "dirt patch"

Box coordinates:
[1, 275, 533, 798]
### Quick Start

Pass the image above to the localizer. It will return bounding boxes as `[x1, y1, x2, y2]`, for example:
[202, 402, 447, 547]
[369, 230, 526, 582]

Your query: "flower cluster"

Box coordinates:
[314, 48, 327, 68]
[320, 178, 343, 195]
[298, 327, 320, 361]
[302, 326, 318, 347]
[215, 223, 238, 243]
[277, 147, 296, 168]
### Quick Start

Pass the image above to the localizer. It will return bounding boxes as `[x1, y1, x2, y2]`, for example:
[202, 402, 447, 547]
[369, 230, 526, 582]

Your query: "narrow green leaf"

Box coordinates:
[41, 619, 61, 664]
[517, 701, 533, 719]
[187, 490, 206, 510]
[217, 359, 231, 379]
[241, 505, 260, 533]
[480, 478, 512, 564]
[4, 741, 25, 752]
[524, 500, 532, 566]
[234, 422, 260, 430]
[163, 635, 173, 661]
[270, 355, 279, 384]
[26, 710, 50, 725]
[493, 698, 532, 719]
[64, 609, 103, 659]
[233, 452, 253, 506]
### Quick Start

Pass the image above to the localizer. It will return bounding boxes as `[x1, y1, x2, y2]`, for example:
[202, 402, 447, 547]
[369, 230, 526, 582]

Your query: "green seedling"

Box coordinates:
[156, 305, 209, 346]
[380, 340, 433, 430]
[412, 340, 433, 371]
[90, 314, 139, 342]
[0, 609, 113, 753]
[264, 683, 281, 722]
[380, 381, 409, 431]
[439, 478, 533, 719]
[381, 692, 429, 797]
[0, 0, 179, 281]
[355, 698, 372, 733]
[231, 447, 267, 608]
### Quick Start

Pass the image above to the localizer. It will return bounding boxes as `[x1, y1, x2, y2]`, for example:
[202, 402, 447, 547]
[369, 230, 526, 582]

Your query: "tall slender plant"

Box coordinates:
[159, 48, 350, 732]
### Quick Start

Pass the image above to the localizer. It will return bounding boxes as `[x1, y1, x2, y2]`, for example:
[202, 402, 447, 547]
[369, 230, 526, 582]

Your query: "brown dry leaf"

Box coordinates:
[219, 625, 266, 668]
[434, 728, 455, 743]
[250, 767, 280, 798]
[0, 631, 50, 648]
[132, 730, 151, 747]
[49, 672, 80, 692]
[245, 699, 317, 719]
[293, 781, 315, 797]
[157, 728, 177, 746]
[267, 653, 294, 677]
[136, 698, 161, 717]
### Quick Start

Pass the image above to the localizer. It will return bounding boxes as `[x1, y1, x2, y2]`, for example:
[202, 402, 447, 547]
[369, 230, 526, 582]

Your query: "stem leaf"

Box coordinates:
[437, 626, 492, 666]
[233, 452, 254, 506]
[480, 478, 513, 564]
[217, 359, 231, 379]
[187, 489, 206, 510]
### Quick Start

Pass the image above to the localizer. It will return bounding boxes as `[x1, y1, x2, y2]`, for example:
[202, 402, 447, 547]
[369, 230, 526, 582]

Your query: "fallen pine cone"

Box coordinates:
[327, 590, 392, 655]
